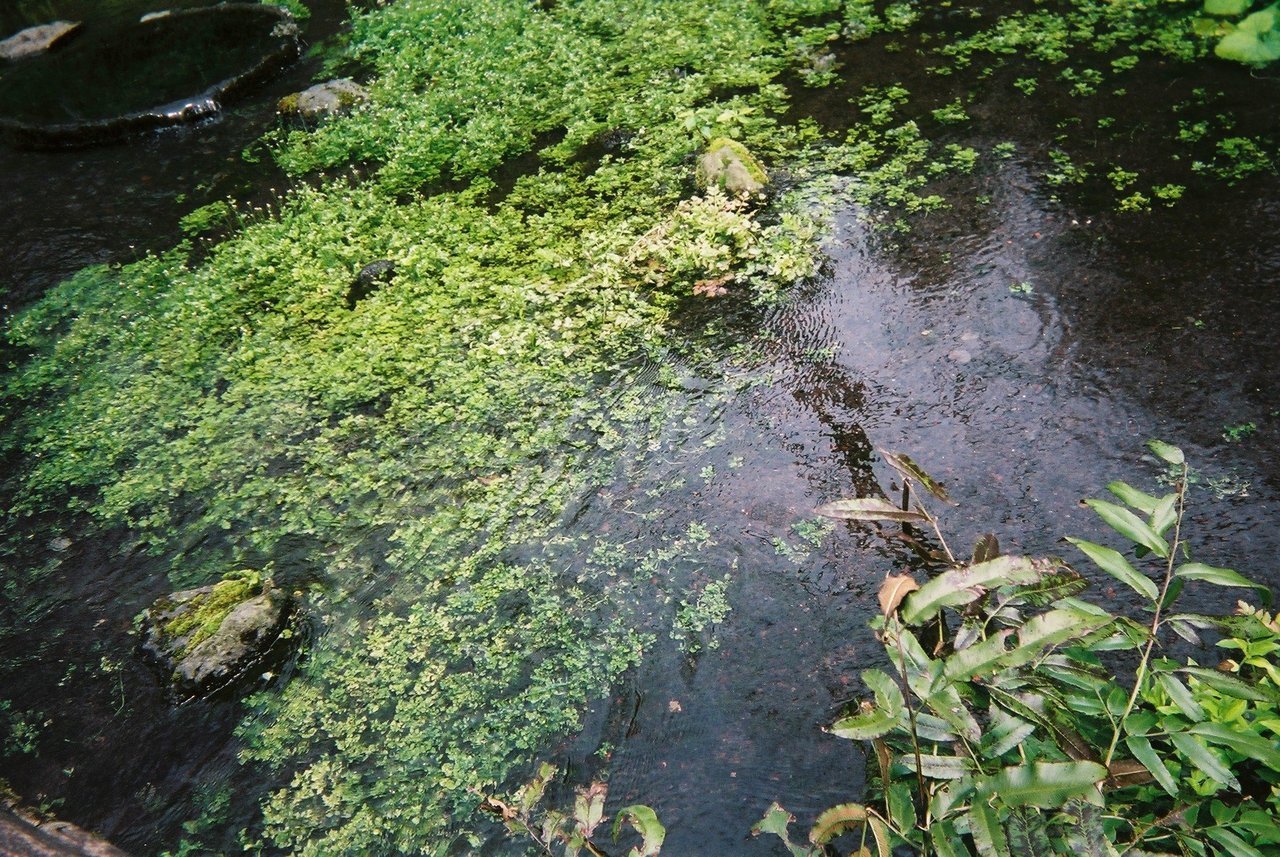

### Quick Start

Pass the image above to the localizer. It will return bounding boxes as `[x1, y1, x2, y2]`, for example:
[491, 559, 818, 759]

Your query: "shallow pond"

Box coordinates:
[2, 1, 1279, 854]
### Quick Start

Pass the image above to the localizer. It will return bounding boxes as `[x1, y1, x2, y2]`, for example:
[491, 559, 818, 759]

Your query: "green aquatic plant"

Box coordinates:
[1199, 0, 1280, 65]
[757, 443, 1280, 857]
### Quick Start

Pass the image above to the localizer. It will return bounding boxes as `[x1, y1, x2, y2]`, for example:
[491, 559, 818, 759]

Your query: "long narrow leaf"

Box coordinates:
[974, 761, 1106, 809]
[1157, 673, 1205, 722]
[1124, 736, 1179, 798]
[1003, 607, 1112, 668]
[1084, 499, 1169, 558]
[816, 498, 927, 523]
[1005, 808, 1055, 857]
[1168, 732, 1239, 790]
[1178, 666, 1280, 702]
[942, 630, 1014, 683]
[1106, 481, 1162, 515]
[1175, 563, 1271, 603]
[967, 800, 1008, 857]
[1205, 827, 1265, 857]
[895, 753, 974, 780]
[881, 451, 955, 504]
[1066, 537, 1158, 601]
[1146, 440, 1184, 465]
[808, 804, 867, 845]
[1189, 722, 1280, 770]
[901, 556, 1043, 624]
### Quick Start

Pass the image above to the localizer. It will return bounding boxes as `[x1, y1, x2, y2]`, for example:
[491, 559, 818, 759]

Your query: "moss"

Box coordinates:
[162, 570, 262, 657]
[275, 92, 299, 114]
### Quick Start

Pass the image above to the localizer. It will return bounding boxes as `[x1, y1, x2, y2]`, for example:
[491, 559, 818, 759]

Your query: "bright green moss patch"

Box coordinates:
[161, 570, 262, 656]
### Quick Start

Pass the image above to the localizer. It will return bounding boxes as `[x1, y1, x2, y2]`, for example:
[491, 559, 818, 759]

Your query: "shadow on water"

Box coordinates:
[4, 1, 1280, 854]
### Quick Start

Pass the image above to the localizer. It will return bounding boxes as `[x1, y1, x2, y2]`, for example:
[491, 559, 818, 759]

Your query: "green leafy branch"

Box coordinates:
[755, 442, 1280, 857]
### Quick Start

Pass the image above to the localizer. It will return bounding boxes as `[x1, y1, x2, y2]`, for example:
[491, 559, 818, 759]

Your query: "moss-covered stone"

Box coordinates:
[696, 137, 768, 196]
[140, 570, 290, 695]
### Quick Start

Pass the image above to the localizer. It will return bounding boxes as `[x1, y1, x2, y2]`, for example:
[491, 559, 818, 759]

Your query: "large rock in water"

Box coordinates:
[696, 137, 768, 196]
[0, 21, 80, 62]
[140, 571, 291, 696]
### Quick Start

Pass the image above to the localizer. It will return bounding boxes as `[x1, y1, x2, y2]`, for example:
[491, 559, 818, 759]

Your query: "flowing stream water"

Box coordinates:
[2, 2, 1280, 854]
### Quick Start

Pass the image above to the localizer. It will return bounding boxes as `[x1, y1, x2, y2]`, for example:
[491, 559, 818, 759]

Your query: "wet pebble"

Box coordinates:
[947, 348, 972, 364]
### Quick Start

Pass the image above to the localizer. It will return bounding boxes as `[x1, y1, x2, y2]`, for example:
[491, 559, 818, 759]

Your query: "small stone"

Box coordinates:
[49, 536, 72, 552]
[0, 21, 80, 61]
[948, 348, 972, 364]
[140, 10, 172, 23]
[696, 137, 768, 196]
[278, 78, 368, 119]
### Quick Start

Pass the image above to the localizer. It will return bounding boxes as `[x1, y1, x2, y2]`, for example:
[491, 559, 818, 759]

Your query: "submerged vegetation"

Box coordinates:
[0, 0, 1277, 853]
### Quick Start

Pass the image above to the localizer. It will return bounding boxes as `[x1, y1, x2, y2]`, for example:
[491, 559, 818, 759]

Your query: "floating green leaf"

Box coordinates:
[816, 497, 927, 523]
[881, 451, 955, 504]
[1216, 4, 1280, 66]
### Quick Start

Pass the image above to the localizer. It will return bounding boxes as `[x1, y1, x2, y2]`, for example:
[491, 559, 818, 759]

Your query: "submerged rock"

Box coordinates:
[140, 570, 291, 696]
[0, 21, 80, 61]
[696, 137, 768, 196]
[347, 259, 396, 308]
[0, 796, 130, 856]
[278, 78, 368, 119]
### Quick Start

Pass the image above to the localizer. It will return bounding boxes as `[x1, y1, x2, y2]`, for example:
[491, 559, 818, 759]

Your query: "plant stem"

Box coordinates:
[1102, 465, 1187, 768]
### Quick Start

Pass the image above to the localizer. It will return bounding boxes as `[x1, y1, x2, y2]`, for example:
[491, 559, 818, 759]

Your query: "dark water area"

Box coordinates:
[3, 3, 1280, 855]
[0, 0, 350, 313]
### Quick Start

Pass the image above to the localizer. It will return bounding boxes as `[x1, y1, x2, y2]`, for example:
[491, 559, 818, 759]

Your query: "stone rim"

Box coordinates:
[0, 4, 300, 148]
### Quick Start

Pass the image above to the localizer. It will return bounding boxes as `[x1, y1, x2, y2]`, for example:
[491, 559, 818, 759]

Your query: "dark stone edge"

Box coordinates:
[0, 3, 300, 149]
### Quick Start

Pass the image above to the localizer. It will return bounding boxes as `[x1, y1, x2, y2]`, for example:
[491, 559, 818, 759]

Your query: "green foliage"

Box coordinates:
[481, 762, 666, 856]
[760, 444, 1280, 857]
[1201, 0, 1280, 65]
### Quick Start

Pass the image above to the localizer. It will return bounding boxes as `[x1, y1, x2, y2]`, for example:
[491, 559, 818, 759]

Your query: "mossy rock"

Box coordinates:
[277, 78, 368, 118]
[140, 570, 291, 695]
[695, 137, 768, 196]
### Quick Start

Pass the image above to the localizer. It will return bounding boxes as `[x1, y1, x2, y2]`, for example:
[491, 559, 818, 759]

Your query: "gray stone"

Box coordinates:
[140, 574, 290, 696]
[278, 78, 368, 119]
[0, 21, 80, 62]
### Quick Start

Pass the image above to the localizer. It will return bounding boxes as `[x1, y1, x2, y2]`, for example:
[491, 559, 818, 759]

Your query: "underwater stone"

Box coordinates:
[696, 137, 768, 196]
[140, 573, 291, 696]
[0, 21, 80, 61]
[278, 78, 368, 119]
[347, 259, 396, 308]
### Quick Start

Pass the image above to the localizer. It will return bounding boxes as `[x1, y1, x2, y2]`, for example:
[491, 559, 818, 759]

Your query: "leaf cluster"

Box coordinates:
[760, 443, 1280, 857]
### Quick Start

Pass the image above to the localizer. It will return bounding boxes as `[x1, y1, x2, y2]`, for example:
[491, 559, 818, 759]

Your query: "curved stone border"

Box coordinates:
[1, 795, 130, 857]
[0, 4, 300, 148]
